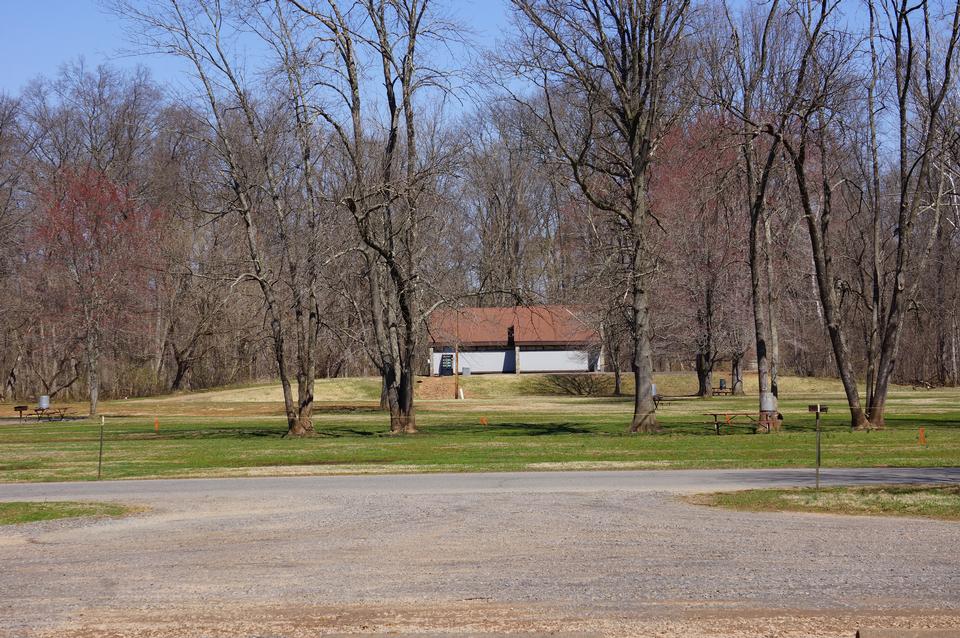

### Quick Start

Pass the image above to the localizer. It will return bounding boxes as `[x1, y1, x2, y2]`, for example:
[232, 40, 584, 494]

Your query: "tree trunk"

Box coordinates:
[235, 192, 301, 435]
[388, 362, 417, 434]
[951, 317, 959, 387]
[784, 131, 872, 430]
[171, 359, 190, 391]
[289, 278, 317, 438]
[627, 180, 657, 434]
[695, 352, 712, 398]
[2, 350, 21, 402]
[937, 328, 949, 387]
[750, 207, 778, 432]
[739, 96, 781, 433]
[153, 286, 167, 385]
[867, 307, 908, 431]
[788, 156, 872, 431]
[86, 328, 99, 417]
[289, 413, 314, 437]
[379, 376, 390, 411]
[629, 278, 657, 433]
[827, 321, 871, 429]
[170, 343, 193, 391]
[605, 324, 623, 396]
[866, 384, 889, 428]
[731, 353, 745, 395]
[763, 215, 780, 402]
[291, 370, 315, 437]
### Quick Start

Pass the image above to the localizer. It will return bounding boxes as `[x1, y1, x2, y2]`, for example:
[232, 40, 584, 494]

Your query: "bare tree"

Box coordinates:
[116, 0, 338, 435]
[705, 0, 846, 429]
[286, 0, 456, 433]
[501, 0, 692, 432]
[651, 116, 746, 397]
[859, 0, 960, 425]
[774, 0, 960, 428]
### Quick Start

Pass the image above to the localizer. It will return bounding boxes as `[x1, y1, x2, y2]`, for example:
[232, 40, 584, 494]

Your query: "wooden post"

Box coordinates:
[454, 310, 460, 399]
[454, 343, 460, 399]
[514, 345, 520, 375]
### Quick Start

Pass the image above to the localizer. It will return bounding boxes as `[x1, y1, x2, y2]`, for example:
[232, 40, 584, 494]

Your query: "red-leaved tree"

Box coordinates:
[35, 168, 162, 416]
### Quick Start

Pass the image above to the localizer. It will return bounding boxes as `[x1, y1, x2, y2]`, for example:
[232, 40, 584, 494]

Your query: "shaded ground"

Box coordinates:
[1, 469, 959, 637]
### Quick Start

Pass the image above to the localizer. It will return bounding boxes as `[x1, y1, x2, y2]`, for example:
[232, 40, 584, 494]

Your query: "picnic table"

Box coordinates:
[711, 387, 733, 396]
[653, 394, 688, 410]
[32, 407, 69, 422]
[704, 412, 758, 435]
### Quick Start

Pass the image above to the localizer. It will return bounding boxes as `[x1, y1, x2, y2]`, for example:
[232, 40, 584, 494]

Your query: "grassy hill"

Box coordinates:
[126, 371, 907, 405]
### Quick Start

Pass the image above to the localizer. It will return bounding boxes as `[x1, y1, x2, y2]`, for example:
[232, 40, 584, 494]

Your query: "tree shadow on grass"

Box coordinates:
[138, 428, 288, 440]
[313, 403, 382, 414]
[119, 425, 389, 440]
[314, 428, 379, 438]
[425, 421, 597, 436]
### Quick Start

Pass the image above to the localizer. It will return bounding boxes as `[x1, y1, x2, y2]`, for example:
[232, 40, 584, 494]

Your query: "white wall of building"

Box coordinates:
[431, 348, 599, 374]
[432, 350, 516, 374]
[520, 350, 593, 372]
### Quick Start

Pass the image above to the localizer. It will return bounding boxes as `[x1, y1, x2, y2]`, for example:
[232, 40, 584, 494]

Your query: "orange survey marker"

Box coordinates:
[919, 427, 927, 446]
[479, 417, 489, 427]
[155, 416, 160, 433]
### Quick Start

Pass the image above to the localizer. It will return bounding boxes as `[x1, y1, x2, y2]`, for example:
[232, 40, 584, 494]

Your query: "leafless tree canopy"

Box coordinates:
[0, 0, 958, 434]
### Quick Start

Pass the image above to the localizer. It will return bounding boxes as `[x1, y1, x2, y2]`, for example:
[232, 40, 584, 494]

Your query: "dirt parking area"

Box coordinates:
[1, 470, 958, 637]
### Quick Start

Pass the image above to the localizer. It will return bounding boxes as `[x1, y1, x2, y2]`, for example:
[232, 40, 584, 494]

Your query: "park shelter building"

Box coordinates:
[427, 305, 601, 375]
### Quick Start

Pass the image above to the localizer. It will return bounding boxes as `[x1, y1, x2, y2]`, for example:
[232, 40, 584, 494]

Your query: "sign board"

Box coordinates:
[439, 353, 454, 376]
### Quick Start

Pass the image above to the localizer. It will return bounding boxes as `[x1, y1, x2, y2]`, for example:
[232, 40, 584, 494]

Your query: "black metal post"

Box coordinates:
[815, 410, 821, 492]
[97, 416, 104, 480]
[809, 404, 828, 494]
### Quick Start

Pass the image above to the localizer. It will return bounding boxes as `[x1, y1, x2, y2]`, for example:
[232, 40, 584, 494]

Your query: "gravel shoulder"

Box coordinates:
[1, 468, 958, 637]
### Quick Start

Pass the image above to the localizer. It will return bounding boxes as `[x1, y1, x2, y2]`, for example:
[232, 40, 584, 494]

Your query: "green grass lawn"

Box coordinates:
[0, 501, 135, 525]
[0, 372, 958, 482]
[687, 484, 960, 521]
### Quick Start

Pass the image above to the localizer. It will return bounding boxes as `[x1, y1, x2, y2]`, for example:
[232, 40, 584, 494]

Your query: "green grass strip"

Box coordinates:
[0, 501, 136, 525]
[687, 484, 960, 521]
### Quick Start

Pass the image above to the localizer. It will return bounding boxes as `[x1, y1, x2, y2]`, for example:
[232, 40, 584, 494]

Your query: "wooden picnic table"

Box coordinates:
[712, 387, 733, 396]
[703, 412, 758, 435]
[33, 407, 69, 422]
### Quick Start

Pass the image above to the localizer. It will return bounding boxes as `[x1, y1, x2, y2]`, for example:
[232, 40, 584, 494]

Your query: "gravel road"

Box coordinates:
[1, 468, 958, 637]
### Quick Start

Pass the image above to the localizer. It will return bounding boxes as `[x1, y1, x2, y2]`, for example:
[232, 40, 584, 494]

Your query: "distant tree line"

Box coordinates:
[0, 0, 957, 433]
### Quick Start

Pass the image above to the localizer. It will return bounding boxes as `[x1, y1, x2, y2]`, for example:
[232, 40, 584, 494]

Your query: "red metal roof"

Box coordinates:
[427, 305, 599, 347]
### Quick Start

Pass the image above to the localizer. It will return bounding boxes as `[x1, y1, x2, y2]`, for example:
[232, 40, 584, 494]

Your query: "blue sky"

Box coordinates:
[0, 0, 512, 95]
